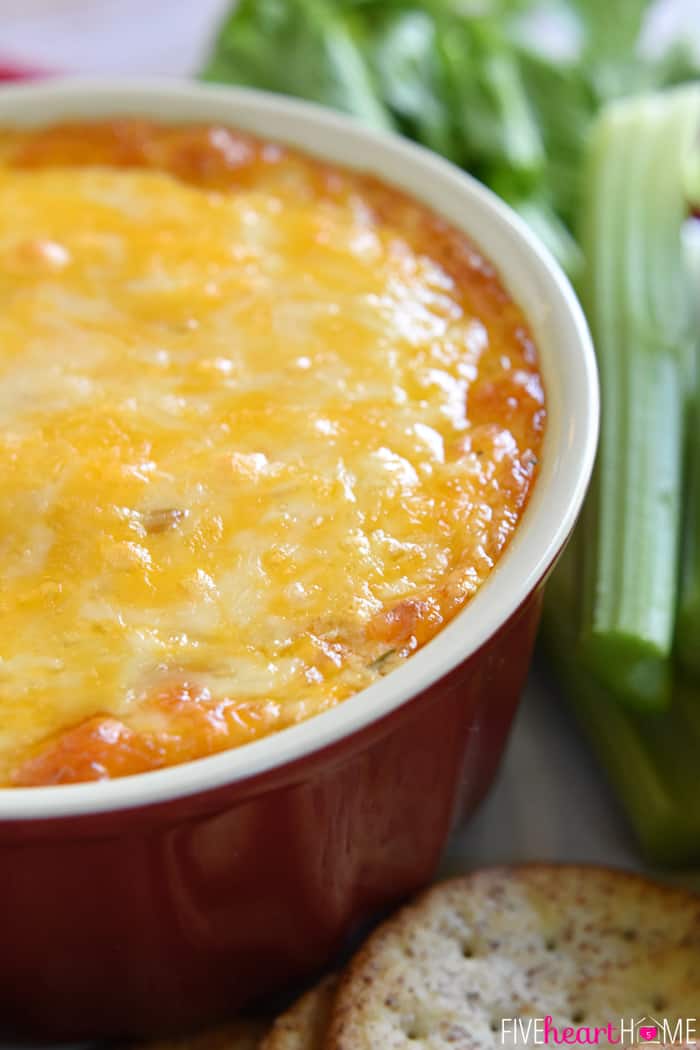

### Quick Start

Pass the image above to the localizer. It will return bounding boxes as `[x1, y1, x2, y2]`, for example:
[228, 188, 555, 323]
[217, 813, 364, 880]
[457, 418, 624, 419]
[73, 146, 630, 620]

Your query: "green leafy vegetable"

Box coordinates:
[201, 0, 394, 130]
[369, 8, 461, 159]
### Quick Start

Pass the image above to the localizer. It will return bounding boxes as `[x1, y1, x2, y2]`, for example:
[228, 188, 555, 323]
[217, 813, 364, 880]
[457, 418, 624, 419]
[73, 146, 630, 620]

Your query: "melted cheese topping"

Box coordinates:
[0, 122, 545, 786]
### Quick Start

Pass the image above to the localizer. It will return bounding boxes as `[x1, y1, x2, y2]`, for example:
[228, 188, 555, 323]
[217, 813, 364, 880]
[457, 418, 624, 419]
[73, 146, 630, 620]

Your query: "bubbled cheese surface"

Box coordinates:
[0, 122, 545, 785]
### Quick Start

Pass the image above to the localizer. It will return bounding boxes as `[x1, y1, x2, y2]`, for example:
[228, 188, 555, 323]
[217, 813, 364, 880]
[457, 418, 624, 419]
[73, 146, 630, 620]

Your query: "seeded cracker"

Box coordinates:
[326, 866, 700, 1050]
[261, 975, 339, 1050]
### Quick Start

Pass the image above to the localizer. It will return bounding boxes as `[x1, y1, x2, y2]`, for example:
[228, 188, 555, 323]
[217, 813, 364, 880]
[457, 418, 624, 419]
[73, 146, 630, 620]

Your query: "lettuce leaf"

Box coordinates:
[202, 0, 394, 130]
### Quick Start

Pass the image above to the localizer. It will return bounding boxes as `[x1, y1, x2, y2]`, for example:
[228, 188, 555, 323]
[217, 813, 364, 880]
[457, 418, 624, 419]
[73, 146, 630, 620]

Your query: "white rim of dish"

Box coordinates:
[0, 78, 599, 820]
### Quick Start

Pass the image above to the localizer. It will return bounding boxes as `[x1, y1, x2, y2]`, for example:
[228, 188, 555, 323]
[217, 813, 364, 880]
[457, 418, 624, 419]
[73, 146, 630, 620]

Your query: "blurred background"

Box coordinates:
[0, 0, 697, 78]
[0, 0, 231, 75]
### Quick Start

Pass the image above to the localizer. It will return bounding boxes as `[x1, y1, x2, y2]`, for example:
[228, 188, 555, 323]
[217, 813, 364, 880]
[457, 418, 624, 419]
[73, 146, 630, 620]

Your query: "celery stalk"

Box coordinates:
[543, 536, 700, 865]
[676, 398, 700, 680]
[676, 221, 700, 679]
[578, 87, 700, 710]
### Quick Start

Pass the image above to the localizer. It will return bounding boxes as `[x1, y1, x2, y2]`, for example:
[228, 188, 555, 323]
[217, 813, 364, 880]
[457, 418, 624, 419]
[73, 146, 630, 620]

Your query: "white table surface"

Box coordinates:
[443, 665, 641, 874]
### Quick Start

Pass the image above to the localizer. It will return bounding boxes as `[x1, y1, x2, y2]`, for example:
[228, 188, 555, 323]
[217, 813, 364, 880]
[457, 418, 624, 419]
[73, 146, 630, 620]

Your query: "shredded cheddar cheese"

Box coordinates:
[0, 121, 545, 785]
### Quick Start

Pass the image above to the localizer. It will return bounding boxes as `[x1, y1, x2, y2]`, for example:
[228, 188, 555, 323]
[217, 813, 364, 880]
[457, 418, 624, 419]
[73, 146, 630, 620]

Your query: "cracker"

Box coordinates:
[126, 1018, 269, 1050]
[261, 975, 339, 1050]
[326, 865, 700, 1050]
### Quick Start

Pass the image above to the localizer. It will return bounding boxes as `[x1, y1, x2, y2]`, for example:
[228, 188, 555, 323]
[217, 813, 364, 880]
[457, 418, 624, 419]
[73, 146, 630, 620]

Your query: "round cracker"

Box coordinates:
[326, 865, 700, 1050]
[126, 1018, 269, 1050]
[261, 975, 339, 1050]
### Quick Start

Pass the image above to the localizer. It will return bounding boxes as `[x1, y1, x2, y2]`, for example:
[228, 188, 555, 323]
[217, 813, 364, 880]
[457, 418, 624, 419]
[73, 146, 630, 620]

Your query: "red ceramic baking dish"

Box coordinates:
[0, 79, 598, 1040]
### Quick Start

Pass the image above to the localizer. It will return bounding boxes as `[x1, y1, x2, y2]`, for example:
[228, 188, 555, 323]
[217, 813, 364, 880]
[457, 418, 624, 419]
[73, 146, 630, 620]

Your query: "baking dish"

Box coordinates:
[0, 78, 597, 1040]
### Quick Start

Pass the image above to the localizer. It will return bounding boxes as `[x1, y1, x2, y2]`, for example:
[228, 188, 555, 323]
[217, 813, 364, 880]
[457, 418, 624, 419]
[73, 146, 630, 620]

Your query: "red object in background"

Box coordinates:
[0, 64, 41, 80]
[0, 588, 542, 1040]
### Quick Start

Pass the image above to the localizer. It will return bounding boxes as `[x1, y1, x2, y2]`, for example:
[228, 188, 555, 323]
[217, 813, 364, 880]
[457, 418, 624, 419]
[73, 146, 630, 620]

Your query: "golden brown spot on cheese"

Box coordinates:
[0, 120, 545, 785]
[11, 716, 163, 786]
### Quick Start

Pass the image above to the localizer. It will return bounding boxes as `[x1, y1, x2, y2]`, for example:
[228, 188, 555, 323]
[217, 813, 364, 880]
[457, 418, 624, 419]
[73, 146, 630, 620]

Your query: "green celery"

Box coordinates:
[578, 87, 700, 710]
[676, 399, 700, 680]
[543, 535, 700, 865]
[676, 221, 700, 679]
